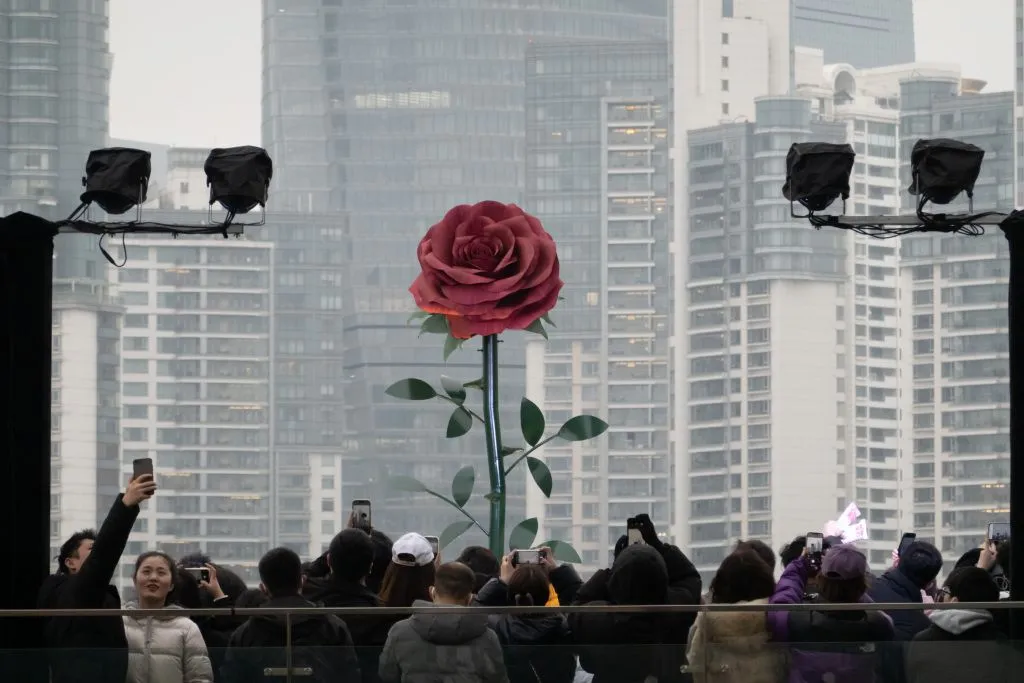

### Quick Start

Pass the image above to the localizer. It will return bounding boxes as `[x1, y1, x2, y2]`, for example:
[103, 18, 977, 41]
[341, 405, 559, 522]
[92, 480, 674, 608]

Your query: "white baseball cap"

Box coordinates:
[392, 532, 435, 567]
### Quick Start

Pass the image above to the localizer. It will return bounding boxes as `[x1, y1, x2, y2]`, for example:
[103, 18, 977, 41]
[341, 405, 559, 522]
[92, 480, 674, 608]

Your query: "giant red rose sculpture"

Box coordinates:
[410, 201, 563, 339]
[385, 201, 606, 562]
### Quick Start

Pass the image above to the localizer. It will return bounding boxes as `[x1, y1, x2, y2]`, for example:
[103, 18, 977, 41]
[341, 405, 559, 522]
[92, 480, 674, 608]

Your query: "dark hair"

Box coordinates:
[259, 547, 303, 597]
[456, 546, 499, 578]
[134, 551, 177, 605]
[997, 540, 1011, 579]
[433, 562, 475, 601]
[945, 566, 999, 603]
[58, 530, 96, 573]
[954, 548, 983, 571]
[819, 575, 869, 604]
[367, 530, 394, 594]
[899, 541, 943, 589]
[507, 564, 550, 608]
[329, 529, 375, 582]
[780, 536, 807, 568]
[379, 561, 435, 607]
[709, 550, 775, 604]
[613, 535, 629, 560]
[735, 540, 776, 573]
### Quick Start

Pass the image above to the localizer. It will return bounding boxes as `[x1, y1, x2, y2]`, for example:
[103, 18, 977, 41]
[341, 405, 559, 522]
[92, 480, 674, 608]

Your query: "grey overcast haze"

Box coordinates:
[109, 0, 1015, 147]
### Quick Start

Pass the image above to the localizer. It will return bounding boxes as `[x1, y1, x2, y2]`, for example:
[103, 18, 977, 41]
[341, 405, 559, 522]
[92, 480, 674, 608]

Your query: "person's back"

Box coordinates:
[224, 547, 360, 683]
[769, 545, 894, 683]
[906, 568, 1018, 683]
[379, 562, 507, 683]
[867, 541, 942, 641]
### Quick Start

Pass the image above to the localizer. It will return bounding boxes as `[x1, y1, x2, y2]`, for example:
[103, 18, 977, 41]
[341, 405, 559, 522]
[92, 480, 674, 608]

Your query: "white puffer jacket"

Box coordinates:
[123, 603, 213, 683]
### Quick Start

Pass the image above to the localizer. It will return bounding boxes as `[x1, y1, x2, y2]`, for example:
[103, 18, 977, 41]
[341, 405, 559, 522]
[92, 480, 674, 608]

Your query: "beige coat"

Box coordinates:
[686, 598, 786, 683]
[123, 603, 213, 683]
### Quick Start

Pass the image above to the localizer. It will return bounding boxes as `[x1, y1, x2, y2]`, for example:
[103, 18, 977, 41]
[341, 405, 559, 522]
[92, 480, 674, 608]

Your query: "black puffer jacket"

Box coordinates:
[222, 594, 361, 683]
[569, 545, 701, 683]
[303, 575, 397, 683]
[475, 578, 575, 683]
[36, 495, 139, 683]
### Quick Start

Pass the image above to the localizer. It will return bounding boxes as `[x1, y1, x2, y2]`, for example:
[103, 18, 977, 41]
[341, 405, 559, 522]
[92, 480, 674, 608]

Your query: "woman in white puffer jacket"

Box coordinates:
[123, 551, 213, 683]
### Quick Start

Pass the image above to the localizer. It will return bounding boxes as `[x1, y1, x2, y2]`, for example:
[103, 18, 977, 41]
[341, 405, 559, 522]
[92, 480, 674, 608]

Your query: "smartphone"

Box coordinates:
[806, 532, 824, 568]
[512, 549, 543, 566]
[132, 458, 153, 480]
[897, 532, 917, 557]
[425, 535, 440, 557]
[626, 517, 644, 546]
[351, 499, 372, 530]
[184, 567, 210, 584]
[988, 522, 1011, 543]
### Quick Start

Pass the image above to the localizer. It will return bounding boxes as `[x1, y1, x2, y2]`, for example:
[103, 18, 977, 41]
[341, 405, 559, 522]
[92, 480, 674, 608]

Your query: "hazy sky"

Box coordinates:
[109, 0, 1015, 147]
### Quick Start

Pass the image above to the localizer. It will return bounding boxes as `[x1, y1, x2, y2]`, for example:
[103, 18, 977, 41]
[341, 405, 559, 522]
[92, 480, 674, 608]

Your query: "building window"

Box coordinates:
[722, 0, 734, 17]
[180, 181, 189, 194]
[722, 102, 729, 115]
[722, 32, 729, 45]
[721, 56, 729, 68]
[721, 79, 729, 92]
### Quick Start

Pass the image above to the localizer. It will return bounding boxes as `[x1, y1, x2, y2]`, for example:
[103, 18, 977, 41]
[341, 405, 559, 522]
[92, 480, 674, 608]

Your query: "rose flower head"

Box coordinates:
[410, 201, 563, 339]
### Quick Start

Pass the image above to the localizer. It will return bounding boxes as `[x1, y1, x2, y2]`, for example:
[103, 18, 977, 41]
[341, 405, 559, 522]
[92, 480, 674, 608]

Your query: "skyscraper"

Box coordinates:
[791, 0, 916, 69]
[524, 40, 671, 570]
[898, 76, 1013, 571]
[261, 0, 668, 540]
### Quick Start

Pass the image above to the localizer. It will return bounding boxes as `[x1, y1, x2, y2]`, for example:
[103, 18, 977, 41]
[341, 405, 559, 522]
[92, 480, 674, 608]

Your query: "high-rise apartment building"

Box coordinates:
[524, 41, 671, 570]
[898, 76, 1014, 571]
[262, 0, 668, 540]
[791, 0, 915, 69]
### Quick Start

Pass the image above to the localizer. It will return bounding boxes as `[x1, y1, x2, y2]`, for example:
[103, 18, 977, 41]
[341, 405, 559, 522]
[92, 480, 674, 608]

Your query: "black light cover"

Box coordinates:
[204, 146, 273, 214]
[782, 142, 856, 212]
[80, 147, 152, 215]
[908, 138, 985, 205]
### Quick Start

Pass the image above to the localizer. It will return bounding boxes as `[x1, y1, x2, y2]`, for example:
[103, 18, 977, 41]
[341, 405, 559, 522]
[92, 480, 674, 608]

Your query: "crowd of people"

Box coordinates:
[34, 474, 1021, 683]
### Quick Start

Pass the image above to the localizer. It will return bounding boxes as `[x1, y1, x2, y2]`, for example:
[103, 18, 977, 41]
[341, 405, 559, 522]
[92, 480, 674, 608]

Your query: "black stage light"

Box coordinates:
[80, 148, 152, 215]
[782, 142, 856, 213]
[204, 146, 273, 214]
[908, 138, 984, 206]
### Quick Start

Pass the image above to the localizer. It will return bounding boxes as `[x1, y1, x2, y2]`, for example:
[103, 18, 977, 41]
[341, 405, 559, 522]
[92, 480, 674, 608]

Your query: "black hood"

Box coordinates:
[608, 545, 668, 605]
[255, 595, 328, 627]
[492, 613, 568, 647]
[304, 575, 382, 609]
[408, 600, 489, 645]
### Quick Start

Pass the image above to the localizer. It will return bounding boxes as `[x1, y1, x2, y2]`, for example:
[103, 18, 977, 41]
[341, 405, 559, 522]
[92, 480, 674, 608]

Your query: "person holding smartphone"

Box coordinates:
[37, 472, 157, 683]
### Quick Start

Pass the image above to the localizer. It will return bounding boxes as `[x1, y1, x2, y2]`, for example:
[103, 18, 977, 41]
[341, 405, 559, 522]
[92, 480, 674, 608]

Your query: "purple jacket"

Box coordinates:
[768, 559, 894, 683]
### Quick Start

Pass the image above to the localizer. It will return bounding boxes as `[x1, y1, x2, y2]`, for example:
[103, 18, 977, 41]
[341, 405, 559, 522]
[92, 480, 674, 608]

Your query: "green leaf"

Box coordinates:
[541, 540, 582, 564]
[557, 415, 609, 441]
[508, 517, 539, 551]
[520, 397, 545, 447]
[440, 376, 466, 404]
[446, 407, 473, 438]
[407, 310, 430, 324]
[527, 457, 553, 497]
[385, 379, 437, 401]
[388, 476, 429, 493]
[439, 520, 475, 550]
[443, 334, 464, 361]
[451, 465, 475, 507]
[419, 314, 449, 336]
[463, 378, 485, 391]
[541, 313, 556, 328]
[501, 446, 522, 457]
[524, 318, 548, 339]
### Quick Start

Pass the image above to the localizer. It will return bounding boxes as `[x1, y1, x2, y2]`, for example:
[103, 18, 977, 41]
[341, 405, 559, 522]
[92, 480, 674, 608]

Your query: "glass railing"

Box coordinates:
[13, 602, 1024, 683]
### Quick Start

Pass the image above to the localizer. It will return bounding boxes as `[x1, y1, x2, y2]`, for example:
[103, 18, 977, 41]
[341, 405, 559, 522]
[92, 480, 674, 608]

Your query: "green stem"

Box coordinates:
[481, 335, 505, 556]
[503, 434, 559, 476]
[424, 490, 488, 535]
